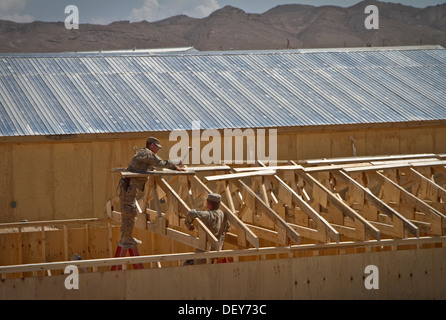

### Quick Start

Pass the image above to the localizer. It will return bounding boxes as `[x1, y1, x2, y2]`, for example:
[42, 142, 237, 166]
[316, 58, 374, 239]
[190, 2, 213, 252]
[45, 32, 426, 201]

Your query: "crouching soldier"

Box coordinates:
[184, 193, 230, 265]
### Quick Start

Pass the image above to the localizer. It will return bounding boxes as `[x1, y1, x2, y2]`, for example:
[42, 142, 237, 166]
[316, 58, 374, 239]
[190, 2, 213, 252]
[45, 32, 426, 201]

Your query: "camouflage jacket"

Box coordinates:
[185, 209, 230, 239]
[127, 147, 176, 172]
[125, 147, 177, 189]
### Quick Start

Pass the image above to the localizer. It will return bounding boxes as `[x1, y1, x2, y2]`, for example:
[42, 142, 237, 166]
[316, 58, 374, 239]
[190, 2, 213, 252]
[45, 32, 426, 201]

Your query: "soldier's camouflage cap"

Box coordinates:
[206, 193, 221, 203]
[146, 137, 162, 148]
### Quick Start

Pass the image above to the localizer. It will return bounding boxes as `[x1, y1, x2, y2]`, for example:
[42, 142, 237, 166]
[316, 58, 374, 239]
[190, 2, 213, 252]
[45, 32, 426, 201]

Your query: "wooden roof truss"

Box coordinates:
[108, 154, 446, 252]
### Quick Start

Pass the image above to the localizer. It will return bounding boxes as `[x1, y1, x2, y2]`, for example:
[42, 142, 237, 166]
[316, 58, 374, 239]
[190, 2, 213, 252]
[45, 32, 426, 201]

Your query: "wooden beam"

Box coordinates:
[194, 218, 219, 251]
[156, 177, 190, 216]
[120, 170, 196, 178]
[3, 236, 446, 277]
[300, 153, 438, 166]
[270, 170, 340, 243]
[370, 171, 445, 236]
[344, 160, 446, 173]
[333, 170, 419, 238]
[189, 175, 260, 248]
[296, 169, 380, 241]
[0, 218, 102, 229]
[150, 177, 162, 218]
[403, 167, 446, 201]
[233, 165, 304, 172]
[110, 176, 220, 251]
[252, 160, 340, 243]
[205, 169, 277, 182]
[224, 181, 237, 213]
[112, 166, 231, 173]
[184, 165, 232, 172]
[232, 179, 301, 245]
[304, 163, 373, 173]
[150, 176, 219, 250]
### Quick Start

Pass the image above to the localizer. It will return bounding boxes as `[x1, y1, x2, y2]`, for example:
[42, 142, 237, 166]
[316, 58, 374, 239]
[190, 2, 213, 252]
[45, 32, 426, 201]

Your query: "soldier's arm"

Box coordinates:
[185, 209, 210, 230]
[185, 210, 197, 230]
[152, 154, 177, 170]
[148, 152, 185, 171]
[224, 219, 230, 232]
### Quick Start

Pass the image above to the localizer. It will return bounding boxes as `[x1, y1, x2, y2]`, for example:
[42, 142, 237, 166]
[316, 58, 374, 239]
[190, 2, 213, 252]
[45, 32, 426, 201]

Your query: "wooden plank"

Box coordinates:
[370, 171, 445, 236]
[136, 177, 152, 215]
[0, 144, 13, 222]
[344, 160, 446, 173]
[63, 225, 68, 261]
[134, 212, 149, 230]
[255, 161, 340, 243]
[404, 167, 446, 201]
[224, 182, 237, 214]
[304, 163, 373, 173]
[149, 176, 219, 250]
[13, 144, 54, 221]
[296, 170, 380, 241]
[155, 177, 190, 216]
[185, 166, 231, 172]
[2, 236, 445, 278]
[53, 143, 93, 220]
[120, 170, 195, 178]
[112, 165, 231, 173]
[150, 178, 162, 218]
[233, 165, 304, 172]
[233, 179, 301, 245]
[370, 158, 440, 166]
[0, 218, 101, 229]
[272, 172, 339, 243]
[344, 163, 410, 172]
[165, 227, 199, 248]
[204, 170, 277, 182]
[147, 219, 198, 248]
[300, 153, 437, 166]
[334, 170, 419, 238]
[189, 175, 259, 248]
[411, 160, 446, 168]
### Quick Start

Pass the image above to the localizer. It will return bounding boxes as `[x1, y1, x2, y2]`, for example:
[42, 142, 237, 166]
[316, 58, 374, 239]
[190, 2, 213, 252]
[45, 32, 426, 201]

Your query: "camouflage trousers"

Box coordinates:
[118, 177, 143, 245]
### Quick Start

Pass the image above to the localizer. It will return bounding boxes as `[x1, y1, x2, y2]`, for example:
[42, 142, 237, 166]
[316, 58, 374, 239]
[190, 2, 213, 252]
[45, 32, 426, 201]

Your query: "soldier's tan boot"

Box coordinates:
[120, 214, 142, 247]
[120, 235, 142, 246]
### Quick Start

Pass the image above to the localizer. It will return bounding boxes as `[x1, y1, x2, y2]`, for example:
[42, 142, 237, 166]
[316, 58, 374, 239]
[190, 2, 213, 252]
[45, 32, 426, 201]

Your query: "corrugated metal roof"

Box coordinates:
[0, 46, 445, 137]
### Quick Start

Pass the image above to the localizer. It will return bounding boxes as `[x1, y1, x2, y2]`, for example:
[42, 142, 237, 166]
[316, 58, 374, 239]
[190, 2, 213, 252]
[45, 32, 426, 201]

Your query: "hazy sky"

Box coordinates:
[1, 0, 445, 24]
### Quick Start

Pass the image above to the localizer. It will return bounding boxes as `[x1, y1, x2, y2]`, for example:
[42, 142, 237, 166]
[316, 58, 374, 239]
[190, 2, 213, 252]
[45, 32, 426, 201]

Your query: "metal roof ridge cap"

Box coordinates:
[1, 45, 443, 59]
[296, 45, 444, 54]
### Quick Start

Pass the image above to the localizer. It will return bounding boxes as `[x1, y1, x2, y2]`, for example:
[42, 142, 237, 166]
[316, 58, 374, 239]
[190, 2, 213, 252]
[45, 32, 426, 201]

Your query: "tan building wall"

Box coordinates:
[1, 246, 445, 300]
[1, 123, 445, 223]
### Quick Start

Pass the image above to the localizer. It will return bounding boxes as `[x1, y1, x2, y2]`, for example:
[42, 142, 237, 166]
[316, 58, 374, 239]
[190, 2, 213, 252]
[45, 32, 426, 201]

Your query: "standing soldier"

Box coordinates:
[118, 137, 185, 246]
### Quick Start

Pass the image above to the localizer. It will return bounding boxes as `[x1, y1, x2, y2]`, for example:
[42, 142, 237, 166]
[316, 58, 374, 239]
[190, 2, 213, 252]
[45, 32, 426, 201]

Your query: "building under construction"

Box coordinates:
[0, 46, 445, 299]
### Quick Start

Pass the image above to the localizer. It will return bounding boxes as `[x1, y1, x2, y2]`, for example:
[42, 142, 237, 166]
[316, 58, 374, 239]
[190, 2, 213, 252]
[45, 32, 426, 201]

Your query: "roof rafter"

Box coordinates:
[107, 154, 446, 253]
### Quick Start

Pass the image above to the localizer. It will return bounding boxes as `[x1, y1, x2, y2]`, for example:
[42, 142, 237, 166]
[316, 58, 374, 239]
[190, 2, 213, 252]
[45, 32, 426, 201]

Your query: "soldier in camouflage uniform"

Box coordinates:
[184, 193, 230, 264]
[118, 137, 185, 246]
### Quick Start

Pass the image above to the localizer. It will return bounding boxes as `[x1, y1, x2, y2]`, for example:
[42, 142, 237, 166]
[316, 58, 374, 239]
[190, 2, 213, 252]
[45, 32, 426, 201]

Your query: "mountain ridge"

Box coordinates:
[0, 0, 445, 53]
